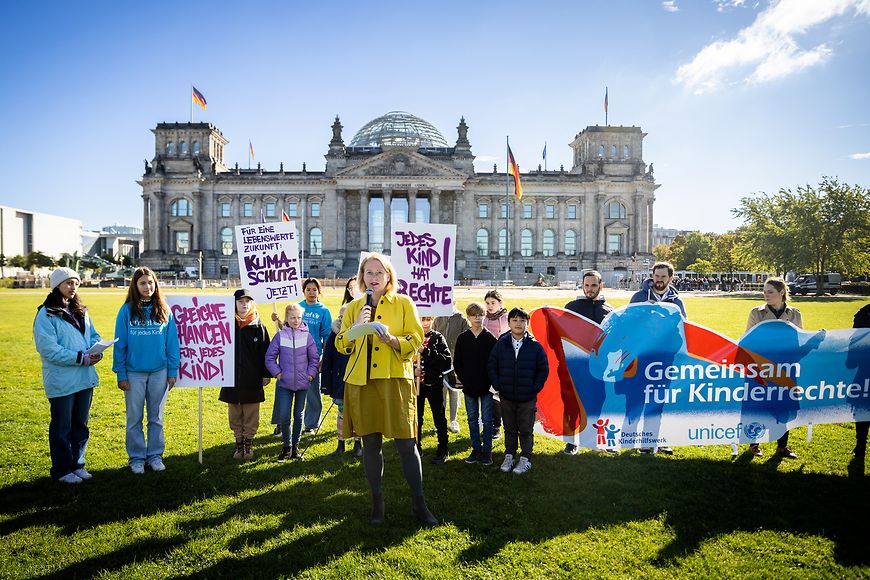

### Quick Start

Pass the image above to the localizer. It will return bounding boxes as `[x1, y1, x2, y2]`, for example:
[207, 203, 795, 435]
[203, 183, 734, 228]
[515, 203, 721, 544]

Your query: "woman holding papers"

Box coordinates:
[113, 267, 180, 474]
[335, 253, 437, 526]
[33, 267, 104, 484]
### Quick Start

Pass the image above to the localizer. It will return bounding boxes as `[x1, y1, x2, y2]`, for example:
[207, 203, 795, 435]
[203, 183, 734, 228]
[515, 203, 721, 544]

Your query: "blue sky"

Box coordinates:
[1, 0, 868, 233]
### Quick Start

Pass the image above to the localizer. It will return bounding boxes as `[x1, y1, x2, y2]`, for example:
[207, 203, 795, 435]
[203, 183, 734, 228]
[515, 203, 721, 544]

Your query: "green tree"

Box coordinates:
[25, 251, 55, 270]
[652, 244, 671, 263]
[9, 255, 25, 268]
[687, 259, 713, 276]
[670, 232, 713, 270]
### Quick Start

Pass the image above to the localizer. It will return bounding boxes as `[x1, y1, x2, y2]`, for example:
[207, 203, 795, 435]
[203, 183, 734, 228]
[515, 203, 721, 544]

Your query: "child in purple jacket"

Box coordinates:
[266, 303, 319, 461]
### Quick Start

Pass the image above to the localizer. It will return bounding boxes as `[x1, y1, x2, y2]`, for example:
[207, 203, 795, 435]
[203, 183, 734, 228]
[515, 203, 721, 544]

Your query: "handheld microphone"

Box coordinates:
[365, 288, 373, 307]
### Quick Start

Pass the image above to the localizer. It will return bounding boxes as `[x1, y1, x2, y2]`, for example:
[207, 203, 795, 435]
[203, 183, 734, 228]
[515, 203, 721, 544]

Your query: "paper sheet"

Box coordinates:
[346, 322, 389, 341]
[85, 338, 117, 356]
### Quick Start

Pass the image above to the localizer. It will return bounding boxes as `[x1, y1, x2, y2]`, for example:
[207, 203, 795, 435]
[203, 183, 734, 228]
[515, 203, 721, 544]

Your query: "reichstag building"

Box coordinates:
[139, 111, 657, 284]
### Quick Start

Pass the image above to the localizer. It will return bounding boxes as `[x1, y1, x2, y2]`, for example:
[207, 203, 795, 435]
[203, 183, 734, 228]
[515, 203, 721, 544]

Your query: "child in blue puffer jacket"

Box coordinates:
[266, 302, 319, 461]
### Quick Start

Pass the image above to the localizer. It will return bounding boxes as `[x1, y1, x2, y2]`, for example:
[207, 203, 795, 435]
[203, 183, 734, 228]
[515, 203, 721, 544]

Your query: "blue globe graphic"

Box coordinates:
[745, 422, 767, 440]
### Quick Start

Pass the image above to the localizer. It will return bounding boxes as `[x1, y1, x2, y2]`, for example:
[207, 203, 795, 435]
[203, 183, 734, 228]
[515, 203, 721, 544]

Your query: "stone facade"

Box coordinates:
[139, 114, 657, 285]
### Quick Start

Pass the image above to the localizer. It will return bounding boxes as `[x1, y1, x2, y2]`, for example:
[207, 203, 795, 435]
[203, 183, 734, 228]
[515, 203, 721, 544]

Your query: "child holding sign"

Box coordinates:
[266, 302, 318, 461]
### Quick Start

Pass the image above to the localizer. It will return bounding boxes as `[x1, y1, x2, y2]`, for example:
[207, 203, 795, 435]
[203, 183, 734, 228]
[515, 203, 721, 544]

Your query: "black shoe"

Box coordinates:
[371, 493, 385, 525]
[411, 495, 438, 526]
[430, 450, 449, 464]
[331, 441, 346, 457]
[658, 446, 674, 455]
[276, 446, 291, 462]
[351, 440, 364, 458]
[272, 425, 281, 438]
[563, 443, 578, 455]
[479, 452, 494, 466]
[465, 450, 480, 464]
[290, 445, 304, 461]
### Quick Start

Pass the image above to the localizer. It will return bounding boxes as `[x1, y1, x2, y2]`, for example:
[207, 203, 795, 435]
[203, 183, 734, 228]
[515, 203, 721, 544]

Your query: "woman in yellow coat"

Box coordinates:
[335, 253, 437, 526]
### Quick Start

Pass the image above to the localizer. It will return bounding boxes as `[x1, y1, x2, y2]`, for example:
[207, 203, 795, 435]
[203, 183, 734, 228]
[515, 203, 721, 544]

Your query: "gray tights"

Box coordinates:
[362, 433, 423, 497]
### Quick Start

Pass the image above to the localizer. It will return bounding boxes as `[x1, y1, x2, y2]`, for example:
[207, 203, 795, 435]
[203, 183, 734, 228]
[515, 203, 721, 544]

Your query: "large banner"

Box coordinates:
[235, 221, 302, 303]
[168, 296, 235, 387]
[391, 223, 456, 316]
[530, 304, 870, 449]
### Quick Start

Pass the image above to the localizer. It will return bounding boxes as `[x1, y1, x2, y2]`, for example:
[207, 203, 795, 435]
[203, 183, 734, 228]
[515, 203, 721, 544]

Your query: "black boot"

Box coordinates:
[351, 439, 363, 458]
[371, 493, 385, 525]
[232, 437, 244, 460]
[331, 440, 346, 457]
[411, 495, 438, 526]
[277, 446, 291, 462]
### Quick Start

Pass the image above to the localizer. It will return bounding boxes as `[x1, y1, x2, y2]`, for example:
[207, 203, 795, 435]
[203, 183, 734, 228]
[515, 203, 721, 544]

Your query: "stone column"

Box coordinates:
[142, 193, 150, 252]
[633, 193, 643, 255]
[647, 199, 654, 254]
[595, 192, 604, 254]
[430, 189, 440, 224]
[557, 200, 566, 254]
[535, 199, 543, 255]
[192, 191, 203, 250]
[382, 190, 392, 253]
[408, 189, 417, 223]
[336, 189, 346, 252]
[512, 196, 521, 257]
[359, 189, 369, 252]
[488, 196, 497, 255]
[153, 191, 165, 251]
[300, 196, 308, 258]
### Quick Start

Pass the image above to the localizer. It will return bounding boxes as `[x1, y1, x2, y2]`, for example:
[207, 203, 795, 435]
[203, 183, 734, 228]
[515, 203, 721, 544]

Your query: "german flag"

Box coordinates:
[281, 210, 290, 222]
[508, 145, 523, 200]
[192, 86, 207, 110]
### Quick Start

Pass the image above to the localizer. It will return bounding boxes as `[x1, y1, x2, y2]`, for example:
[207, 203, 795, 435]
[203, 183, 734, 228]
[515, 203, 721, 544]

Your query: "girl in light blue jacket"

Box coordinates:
[113, 267, 179, 474]
[33, 268, 103, 484]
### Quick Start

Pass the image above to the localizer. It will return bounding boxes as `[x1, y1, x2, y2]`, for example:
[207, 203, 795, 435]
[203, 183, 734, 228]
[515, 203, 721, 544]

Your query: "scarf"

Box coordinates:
[486, 308, 507, 321]
[236, 309, 258, 329]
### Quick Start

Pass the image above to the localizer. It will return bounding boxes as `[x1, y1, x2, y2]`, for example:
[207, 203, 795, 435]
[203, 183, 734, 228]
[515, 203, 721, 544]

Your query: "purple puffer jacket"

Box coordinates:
[265, 321, 319, 391]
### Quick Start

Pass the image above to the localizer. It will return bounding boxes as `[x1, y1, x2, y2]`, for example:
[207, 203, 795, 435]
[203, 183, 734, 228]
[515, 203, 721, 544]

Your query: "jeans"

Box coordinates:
[125, 369, 168, 465]
[276, 387, 306, 446]
[48, 388, 93, 479]
[465, 392, 493, 453]
[303, 374, 322, 430]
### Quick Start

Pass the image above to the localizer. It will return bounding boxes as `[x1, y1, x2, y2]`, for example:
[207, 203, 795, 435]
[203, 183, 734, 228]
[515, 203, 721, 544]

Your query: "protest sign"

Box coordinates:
[167, 296, 235, 387]
[235, 221, 301, 303]
[391, 223, 456, 316]
[530, 304, 870, 449]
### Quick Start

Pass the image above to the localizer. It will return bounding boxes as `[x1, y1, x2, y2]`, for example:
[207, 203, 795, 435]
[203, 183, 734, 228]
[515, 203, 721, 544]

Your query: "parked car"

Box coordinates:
[788, 272, 842, 295]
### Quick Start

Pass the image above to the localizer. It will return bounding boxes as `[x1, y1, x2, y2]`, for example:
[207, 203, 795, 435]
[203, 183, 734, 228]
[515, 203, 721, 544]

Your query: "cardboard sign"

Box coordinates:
[168, 296, 235, 387]
[391, 223, 456, 316]
[235, 221, 301, 303]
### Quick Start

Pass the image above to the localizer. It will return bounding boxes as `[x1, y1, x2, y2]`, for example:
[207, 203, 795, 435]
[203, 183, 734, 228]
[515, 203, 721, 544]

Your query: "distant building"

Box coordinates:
[652, 224, 693, 248]
[83, 225, 142, 262]
[138, 112, 658, 285]
[0, 205, 82, 259]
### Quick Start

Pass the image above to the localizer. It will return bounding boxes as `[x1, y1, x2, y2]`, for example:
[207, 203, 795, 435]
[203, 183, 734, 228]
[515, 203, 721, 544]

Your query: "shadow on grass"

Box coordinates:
[2, 436, 867, 577]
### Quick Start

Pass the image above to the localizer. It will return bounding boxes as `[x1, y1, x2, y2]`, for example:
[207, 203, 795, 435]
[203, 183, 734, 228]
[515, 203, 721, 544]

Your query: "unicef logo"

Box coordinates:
[745, 422, 767, 440]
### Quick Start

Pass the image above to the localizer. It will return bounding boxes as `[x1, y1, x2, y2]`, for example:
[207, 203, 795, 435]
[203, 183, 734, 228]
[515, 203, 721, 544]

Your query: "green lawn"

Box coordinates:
[1, 289, 868, 579]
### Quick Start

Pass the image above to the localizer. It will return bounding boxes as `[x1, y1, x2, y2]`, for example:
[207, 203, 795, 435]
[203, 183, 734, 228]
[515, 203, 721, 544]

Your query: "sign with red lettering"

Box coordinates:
[392, 223, 456, 316]
[167, 296, 235, 387]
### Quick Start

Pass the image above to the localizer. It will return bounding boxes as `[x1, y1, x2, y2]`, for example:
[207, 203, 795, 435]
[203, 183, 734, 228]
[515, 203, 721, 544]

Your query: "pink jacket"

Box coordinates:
[265, 321, 319, 391]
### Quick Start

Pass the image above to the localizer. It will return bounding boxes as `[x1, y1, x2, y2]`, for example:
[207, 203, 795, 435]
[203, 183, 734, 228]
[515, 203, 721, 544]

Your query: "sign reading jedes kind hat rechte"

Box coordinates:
[235, 221, 302, 303]
[391, 223, 456, 317]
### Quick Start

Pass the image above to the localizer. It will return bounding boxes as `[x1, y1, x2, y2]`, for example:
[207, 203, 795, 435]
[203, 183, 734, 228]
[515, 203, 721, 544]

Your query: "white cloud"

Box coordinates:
[849, 152, 870, 160]
[675, 0, 870, 94]
[662, 1, 680, 12]
[716, 0, 747, 12]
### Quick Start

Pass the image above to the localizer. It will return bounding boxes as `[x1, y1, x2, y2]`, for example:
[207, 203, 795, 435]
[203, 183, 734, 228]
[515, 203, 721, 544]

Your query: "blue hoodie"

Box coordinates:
[629, 278, 687, 319]
[113, 302, 180, 382]
[298, 300, 332, 355]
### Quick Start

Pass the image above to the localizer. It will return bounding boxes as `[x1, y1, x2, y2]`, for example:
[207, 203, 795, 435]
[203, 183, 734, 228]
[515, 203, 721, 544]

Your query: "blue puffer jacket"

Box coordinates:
[629, 278, 687, 319]
[33, 295, 101, 399]
[487, 332, 549, 403]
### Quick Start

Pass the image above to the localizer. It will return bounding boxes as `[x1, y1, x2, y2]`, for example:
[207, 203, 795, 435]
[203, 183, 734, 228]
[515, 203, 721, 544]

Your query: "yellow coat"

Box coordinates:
[336, 292, 423, 385]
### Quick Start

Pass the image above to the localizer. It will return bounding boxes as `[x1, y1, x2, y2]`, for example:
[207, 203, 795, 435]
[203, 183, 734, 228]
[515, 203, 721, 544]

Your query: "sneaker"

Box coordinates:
[639, 448, 653, 454]
[58, 472, 83, 484]
[351, 439, 364, 458]
[449, 421, 461, 433]
[276, 446, 291, 462]
[657, 446, 674, 455]
[233, 439, 244, 460]
[243, 438, 254, 461]
[563, 443, 579, 455]
[130, 463, 145, 475]
[72, 468, 92, 480]
[465, 450, 480, 464]
[147, 458, 166, 472]
[500, 454, 515, 473]
[271, 425, 281, 438]
[430, 450, 449, 465]
[604, 448, 620, 456]
[512, 456, 532, 475]
[479, 452, 494, 466]
[492, 428, 503, 440]
[749, 443, 763, 457]
[776, 446, 797, 459]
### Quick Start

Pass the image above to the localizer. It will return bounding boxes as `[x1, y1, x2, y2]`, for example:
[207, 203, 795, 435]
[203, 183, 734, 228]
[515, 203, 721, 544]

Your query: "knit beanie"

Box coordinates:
[50, 267, 80, 290]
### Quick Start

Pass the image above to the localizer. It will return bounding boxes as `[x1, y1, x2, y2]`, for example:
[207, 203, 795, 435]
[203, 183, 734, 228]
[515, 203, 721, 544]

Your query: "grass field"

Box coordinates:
[1, 288, 868, 579]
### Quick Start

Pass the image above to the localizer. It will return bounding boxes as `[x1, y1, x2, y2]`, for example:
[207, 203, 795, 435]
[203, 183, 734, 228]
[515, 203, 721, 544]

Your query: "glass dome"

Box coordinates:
[349, 111, 449, 148]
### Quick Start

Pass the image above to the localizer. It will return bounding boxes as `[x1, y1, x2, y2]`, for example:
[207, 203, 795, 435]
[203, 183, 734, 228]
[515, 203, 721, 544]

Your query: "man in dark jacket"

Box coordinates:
[563, 270, 613, 455]
[488, 307, 549, 475]
[629, 261, 687, 319]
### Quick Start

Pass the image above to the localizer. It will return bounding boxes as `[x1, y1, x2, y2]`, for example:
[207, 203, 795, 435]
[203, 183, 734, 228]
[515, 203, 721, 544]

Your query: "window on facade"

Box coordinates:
[623, 145, 630, 158]
[543, 229, 555, 257]
[547, 266, 556, 275]
[243, 202, 253, 217]
[606, 201, 626, 219]
[311, 202, 321, 217]
[166, 141, 175, 156]
[525, 266, 533, 274]
[500, 203, 511, 219]
[598, 145, 605, 157]
[287, 202, 298, 217]
[545, 204, 555, 219]
[478, 203, 488, 218]
[523, 204, 532, 219]
[220, 202, 231, 218]
[521, 229, 533, 257]
[416, 197, 430, 223]
[390, 197, 408, 226]
[477, 229, 489, 256]
[170, 199, 192, 217]
[498, 228, 510, 257]
[567, 204, 577, 219]
[220, 227, 233, 256]
[180, 141, 189, 155]
[193, 141, 201, 155]
[368, 197, 384, 253]
[565, 230, 577, 256]
[174, 231, 189, 254]
[265, 202, 275, 217]
[309, 227, 322, 256]
[610, 145, 617, 157]
[607, 233, 623, 255]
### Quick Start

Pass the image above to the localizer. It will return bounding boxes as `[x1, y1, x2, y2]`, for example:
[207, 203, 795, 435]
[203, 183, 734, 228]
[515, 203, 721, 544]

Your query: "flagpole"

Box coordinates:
[605, 86, 608, 127]
[189, 85, 193, 123]
[544, 141, 547, 172]
[504, 136, 510, 282]
[248, 141, 251, 170]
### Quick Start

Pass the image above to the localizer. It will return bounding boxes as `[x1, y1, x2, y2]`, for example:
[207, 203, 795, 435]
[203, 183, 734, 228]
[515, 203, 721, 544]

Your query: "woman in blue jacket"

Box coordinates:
[113, 267, 180, 474]
[33, 268, 103, 484]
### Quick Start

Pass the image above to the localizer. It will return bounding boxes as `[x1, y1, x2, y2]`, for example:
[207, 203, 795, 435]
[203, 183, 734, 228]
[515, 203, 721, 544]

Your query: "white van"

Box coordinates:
[788, 273, 842, 295]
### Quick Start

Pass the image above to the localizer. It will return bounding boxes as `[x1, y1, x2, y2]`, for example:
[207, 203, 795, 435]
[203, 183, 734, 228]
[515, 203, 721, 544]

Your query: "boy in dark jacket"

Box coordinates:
[416, 316, 453, 464]
[321, 305, 363, 458]
[453, 302, 498, 465]
[219, 289, 271, 460]
[488, 307, 549, 475]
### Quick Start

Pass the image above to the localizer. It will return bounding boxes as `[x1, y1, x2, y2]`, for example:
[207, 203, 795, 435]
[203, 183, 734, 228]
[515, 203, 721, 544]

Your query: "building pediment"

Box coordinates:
[336, 148, 466, 179]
